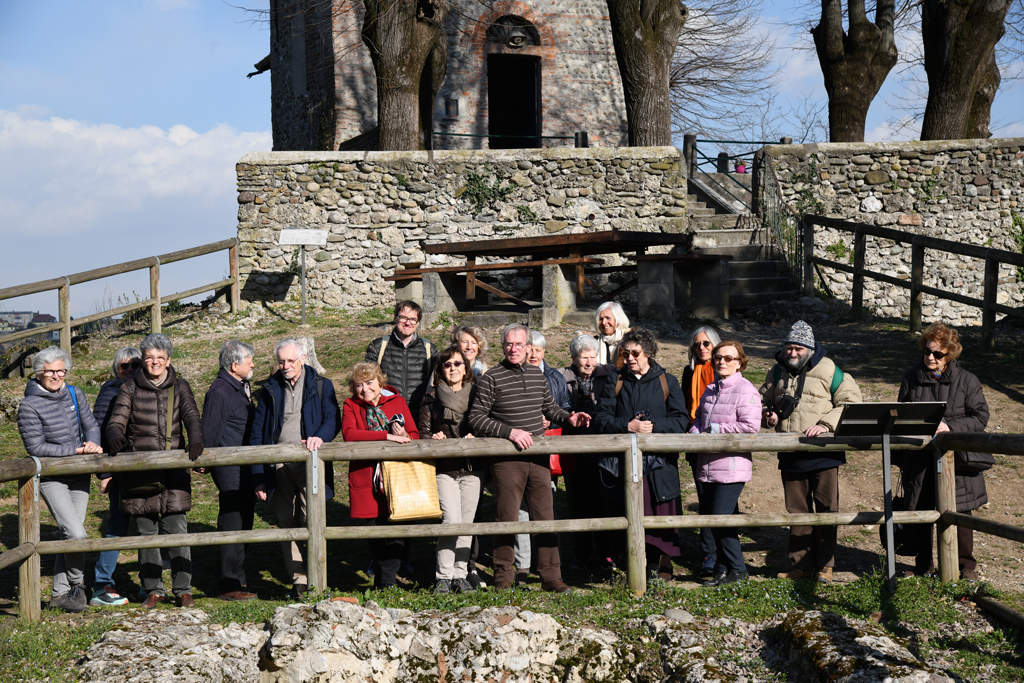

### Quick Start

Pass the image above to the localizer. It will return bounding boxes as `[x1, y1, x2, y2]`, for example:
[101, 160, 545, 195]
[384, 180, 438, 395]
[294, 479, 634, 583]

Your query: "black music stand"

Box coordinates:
[834, 402, 945, 593]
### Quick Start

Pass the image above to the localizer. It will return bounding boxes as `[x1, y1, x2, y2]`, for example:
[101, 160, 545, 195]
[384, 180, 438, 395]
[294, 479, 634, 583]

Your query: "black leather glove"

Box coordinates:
[108, 436, 128, 456]
[187, 443, 205, 461]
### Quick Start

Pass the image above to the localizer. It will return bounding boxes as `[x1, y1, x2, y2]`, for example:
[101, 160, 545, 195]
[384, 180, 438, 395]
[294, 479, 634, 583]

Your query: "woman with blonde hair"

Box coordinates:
[451, 325, 488, 377]
[594, 301, 630, 366]
[342, 361, 419, 589]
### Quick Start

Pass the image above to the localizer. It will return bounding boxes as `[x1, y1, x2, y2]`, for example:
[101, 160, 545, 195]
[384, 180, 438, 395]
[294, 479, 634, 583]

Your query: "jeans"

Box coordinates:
[94, 476, 129, 588]
[39, 475, 90, 596]
[136, 513, 192, 596]
[703, 481, 746, 574]
[435, 470, 483, 580]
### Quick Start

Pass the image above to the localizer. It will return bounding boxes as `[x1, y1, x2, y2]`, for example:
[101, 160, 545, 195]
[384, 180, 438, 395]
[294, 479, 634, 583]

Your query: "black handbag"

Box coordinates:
[954, 450, 996, 473]
[645, 454, 681, 504]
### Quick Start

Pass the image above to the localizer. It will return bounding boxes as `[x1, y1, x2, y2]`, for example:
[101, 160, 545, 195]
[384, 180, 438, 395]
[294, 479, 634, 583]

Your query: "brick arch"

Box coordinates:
[467, 2, 557, 50]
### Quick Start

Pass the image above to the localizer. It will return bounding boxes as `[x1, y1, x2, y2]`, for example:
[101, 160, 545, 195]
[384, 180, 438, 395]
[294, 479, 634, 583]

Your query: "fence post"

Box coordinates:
[982, 252, 997, 350]
[229, 242, 241, 314]
[19, 475, 40, 622]
[306, 450, 327, 593]
[852, 229, 866, 320]
[910, 239, 925, 334]
[682, 134, 697, 179]
[802, 216, 814, 297]
[934, 446, 958, 583]
[150, 259, 162, 334]
[58, 278, 72, 354]
[623, 435, 646, 597]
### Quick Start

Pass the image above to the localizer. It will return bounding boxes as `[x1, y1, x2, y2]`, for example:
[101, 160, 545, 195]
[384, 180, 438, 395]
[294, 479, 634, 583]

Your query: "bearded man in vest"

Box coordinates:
[760, 320, 861, 584]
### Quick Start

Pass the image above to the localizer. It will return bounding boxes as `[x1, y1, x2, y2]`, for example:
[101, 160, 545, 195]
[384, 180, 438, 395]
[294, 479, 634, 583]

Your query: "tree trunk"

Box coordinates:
[606, 0, 689, 146]
[921, 0, 1009, 141]
[811, 0, 898, 143]
[966, 50, 1000, 140]
[362, 0, 448, 151]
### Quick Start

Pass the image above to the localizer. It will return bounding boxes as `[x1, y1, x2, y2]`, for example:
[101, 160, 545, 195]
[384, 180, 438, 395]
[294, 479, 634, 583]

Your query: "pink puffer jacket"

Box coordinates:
[689, 372, 762, 483]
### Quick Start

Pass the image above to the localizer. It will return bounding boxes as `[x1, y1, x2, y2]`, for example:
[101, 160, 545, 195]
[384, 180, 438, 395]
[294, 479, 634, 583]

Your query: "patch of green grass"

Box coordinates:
[0, 615, 118, 683]
[351, 307, 392, 327]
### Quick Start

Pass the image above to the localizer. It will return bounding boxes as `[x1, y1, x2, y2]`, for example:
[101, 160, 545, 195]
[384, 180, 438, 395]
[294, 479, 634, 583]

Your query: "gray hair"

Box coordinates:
[687, 326, 722, 369]
[569, 334, 599, 359]
[274, 338, 305, 358]
[501, 323, 531, 346]
[33, 347, 72, 376]
[529, 331, 547, 350]
[111, 347, 141, 375]
[595, 301, 629, 334]
[451, 325, 488, 353]
[219, 339, 255, 371]
[140, 333, 173, 358]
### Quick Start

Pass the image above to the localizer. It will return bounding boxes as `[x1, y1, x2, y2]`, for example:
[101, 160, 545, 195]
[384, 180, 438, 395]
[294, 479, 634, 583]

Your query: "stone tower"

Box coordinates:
[268, 0, 628, 151]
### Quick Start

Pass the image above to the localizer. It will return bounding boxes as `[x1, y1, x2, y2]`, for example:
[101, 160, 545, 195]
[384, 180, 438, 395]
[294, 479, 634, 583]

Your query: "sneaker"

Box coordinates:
[452, 578, 475, 594]
[699, 556, 717, 578]
[49, 587, 88, 613]
[466, 570, 486, 589]
[90, 586, 128, 607]
[434, 579, 451, 594]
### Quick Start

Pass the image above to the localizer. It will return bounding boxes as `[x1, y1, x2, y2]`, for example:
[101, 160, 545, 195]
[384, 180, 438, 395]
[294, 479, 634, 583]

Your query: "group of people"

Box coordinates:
[16, 297, 991, 612]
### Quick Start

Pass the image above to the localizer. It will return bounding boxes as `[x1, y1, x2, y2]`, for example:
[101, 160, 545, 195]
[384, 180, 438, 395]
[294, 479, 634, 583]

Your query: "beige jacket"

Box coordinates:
[759, 349, 861, 433]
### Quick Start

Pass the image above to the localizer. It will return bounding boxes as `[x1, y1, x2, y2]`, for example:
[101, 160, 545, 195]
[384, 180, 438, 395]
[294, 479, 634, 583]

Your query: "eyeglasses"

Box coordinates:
[277, 357, 301, 366]
[143, 356, 168, 364]
[503, 342, 528, 350]
[442, 360, 464, 369]
[397, 315, 420, 324]
[713, 354, 738, 363]
[623, 349, 643, 359]
[923, 349, 947, 360]
[119, 361, 141, 370]
[693, 340, 713, 349]
[41, 369, 67, 378]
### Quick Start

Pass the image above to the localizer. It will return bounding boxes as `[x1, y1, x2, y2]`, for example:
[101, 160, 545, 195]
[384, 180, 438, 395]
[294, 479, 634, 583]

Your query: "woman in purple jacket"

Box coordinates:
[689, 340, 761, 587]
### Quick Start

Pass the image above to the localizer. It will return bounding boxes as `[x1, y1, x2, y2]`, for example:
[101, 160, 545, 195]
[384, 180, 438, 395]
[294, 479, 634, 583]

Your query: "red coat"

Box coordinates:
[342, 388, 419, 519]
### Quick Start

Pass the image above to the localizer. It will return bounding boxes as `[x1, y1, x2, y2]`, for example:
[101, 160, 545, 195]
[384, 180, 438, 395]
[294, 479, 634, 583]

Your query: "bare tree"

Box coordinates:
[606, 0, 690, 145]
[811, 0, 898, 142]
[920, 0, 1012, 140]
[669, 0, 780, 140]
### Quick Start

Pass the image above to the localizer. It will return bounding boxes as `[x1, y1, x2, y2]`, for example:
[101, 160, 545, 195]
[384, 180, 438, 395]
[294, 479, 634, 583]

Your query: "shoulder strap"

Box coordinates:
[659, 374, 669, 402]
[830, 366, 844, 397]
[424, 340, 432, 357]
[164, 383, 175, 451]
[773, 366, 782, 384]
[377, 338, 388, 365]
[615, 378, 623, 396]
[317, 376, 325, 400]
[67, 385, 84, 442]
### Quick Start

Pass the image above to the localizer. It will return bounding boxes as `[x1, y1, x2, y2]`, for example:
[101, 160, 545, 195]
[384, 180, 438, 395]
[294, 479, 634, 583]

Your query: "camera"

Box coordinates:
[769, 394, 799, 421]
[387, 413, 406, 434]
[634, 410, 651, 421]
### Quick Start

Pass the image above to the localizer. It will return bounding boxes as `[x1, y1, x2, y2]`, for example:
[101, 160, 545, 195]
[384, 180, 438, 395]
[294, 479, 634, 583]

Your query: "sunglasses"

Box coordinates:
[119, 361, 141, 370]
[622, 349, 643, 358]
[442, 360, 464, 369]
[693, 340, 713, 349]
[923, 349, 947, 360]
[713, 354, 738, 363]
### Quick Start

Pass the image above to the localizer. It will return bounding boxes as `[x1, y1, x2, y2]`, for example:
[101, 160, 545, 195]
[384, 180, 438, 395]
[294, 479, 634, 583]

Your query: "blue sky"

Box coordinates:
[1, 0, 1021, 318]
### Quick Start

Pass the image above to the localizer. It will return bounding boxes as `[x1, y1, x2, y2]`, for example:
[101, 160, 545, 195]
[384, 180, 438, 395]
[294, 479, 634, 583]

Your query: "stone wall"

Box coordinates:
[764, 138, 1024, 325]
[235, 147, 687, 309]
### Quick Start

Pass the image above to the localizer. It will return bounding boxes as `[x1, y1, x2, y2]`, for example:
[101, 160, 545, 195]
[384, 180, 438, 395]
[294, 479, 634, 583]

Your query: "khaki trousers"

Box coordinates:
[275, 462, 307, 584]
[782, 468, 839, 570]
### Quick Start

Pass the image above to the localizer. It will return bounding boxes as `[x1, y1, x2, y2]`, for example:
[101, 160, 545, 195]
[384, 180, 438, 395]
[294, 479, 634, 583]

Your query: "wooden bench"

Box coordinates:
[627, 253, 733, 320]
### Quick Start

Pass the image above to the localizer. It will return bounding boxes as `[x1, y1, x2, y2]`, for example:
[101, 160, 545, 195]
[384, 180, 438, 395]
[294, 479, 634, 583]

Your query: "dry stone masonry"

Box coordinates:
[236, 147, 687, 310]
[765, 138, 1024, 325]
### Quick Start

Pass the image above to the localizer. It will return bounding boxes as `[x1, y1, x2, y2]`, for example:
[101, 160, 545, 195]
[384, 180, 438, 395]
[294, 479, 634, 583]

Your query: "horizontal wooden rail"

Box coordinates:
[161, 278, 235, 305]
[942, 511, 1024, 544]
[325, 518, 629, 540]
[36, 528, 307, 555]
[974, 596, 1024, 632]
[157, 239, 238, 266]
[0, 433, 938, 483]
[0, 321, 65, 344]
[645, 510, 940, 529]
[933, 432, 1024, 456]
[0, 542, 35, 571]
[64, 257, 159, 287]
[0, 277, 68, 301]
[71, 298, 156, 328]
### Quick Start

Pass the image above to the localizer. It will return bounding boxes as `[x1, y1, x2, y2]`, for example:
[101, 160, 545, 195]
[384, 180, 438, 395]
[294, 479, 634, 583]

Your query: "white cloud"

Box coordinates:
[865, 116, 922, 143]
[0, 109, 270, 315]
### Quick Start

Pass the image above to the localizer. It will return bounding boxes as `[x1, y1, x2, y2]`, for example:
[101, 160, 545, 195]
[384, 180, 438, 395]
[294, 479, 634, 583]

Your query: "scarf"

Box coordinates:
[571, 367, 595, 412]
[365, 404, 388, 432]
[688, 360, 716, 421]
[596, 328, 627, 365]
[435, 381, 472, 432]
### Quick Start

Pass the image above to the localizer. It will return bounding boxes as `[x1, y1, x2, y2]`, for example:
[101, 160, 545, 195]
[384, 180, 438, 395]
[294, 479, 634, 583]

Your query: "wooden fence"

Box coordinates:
[9, 431, 1019, 623]
[801, 214, 1024, 349]
[0, 238, 240, 354]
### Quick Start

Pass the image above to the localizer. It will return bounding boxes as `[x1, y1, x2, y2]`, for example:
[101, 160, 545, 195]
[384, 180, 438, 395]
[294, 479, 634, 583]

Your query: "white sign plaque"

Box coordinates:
[279, 229, 328, 246]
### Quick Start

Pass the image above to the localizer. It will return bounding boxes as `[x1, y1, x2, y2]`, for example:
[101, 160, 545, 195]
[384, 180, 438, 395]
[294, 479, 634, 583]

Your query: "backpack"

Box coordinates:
[376, 337, 434, 371]
[615, 374, 669, 401]
[773, 364, 844, 398]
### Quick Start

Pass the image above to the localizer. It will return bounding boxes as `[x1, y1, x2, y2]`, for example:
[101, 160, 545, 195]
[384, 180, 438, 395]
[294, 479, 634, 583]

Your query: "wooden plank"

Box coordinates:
[324, 518, 629, 540]
[0, 542, 35, 572]
[160, 278, 235, 306]
[71, 298, 156, 328]
[910, 242, 925, 333]
[306, 451, 328, 593]
[974, 595, 1024, 631]
[19, 476, 40, 622]
[644, 510, 941, 529]
[583, 276, 607, 297]
[229, 244, 241, 313]
[150, 264, 162, 334]
[0, 277, 68, 302]
[64, 257, 158, 287]
[933, 432, 1024, 456]
[0, 322, 65, 345]
[572, 252, 585, 299]
[803, 215, 815, 297]
[383, 257, 604, 279]
[584, 266, 638, 275]
[624, 442, 646, 597]
[156, 238, 237, 266]
[606, 278, 638, 298]
[942, 511, 1024, 544]
[37, 527, 308, 554]
[852, 229, 866, 320]
[630, 254, 733, 261]
[936, 449, 958, 583]
[465, 255, 477, 304]
[58, 282, 71, 355]
[423, 230, 691, 257]
[474, 279, 531, 307]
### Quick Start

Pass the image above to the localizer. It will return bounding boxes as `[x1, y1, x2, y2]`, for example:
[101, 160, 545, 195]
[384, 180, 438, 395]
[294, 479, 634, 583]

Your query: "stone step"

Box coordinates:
[728, 260, 791, 278]
[730, 289, 801, 308]
[692, 227, 767, 248]
[688, 214, 742, 231]
[729, 276, 795, 296]
[696, 244, 784, 261]
[688, 207, 717, 217]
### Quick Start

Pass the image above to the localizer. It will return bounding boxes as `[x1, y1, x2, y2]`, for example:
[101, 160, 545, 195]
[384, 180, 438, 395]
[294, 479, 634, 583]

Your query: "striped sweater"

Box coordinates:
[468, 360, 570, 439]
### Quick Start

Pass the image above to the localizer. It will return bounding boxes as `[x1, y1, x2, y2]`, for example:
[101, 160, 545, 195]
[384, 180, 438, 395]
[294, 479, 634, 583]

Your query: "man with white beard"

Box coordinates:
[760, 321, 861, 584]
[203, 340, 259, 601]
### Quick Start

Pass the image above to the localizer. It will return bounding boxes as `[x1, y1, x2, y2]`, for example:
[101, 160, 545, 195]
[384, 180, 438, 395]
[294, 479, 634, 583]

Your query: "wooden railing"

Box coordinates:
[0, 239, 240, 354]
[802, 215, 1024, 349]
[5, 431, 997, 623]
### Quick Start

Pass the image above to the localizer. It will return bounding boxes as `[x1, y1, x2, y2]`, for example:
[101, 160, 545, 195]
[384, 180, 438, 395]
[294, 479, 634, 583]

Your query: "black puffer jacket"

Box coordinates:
[106, 366, 204, 515]
[897, 359, 990, 511]
[365, 330, 437, 426]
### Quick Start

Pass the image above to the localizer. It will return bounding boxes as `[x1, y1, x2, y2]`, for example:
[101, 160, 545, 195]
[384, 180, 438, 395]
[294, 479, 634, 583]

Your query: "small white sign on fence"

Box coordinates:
[278, 230, 329, 325]
[279, 229, 328, 246]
